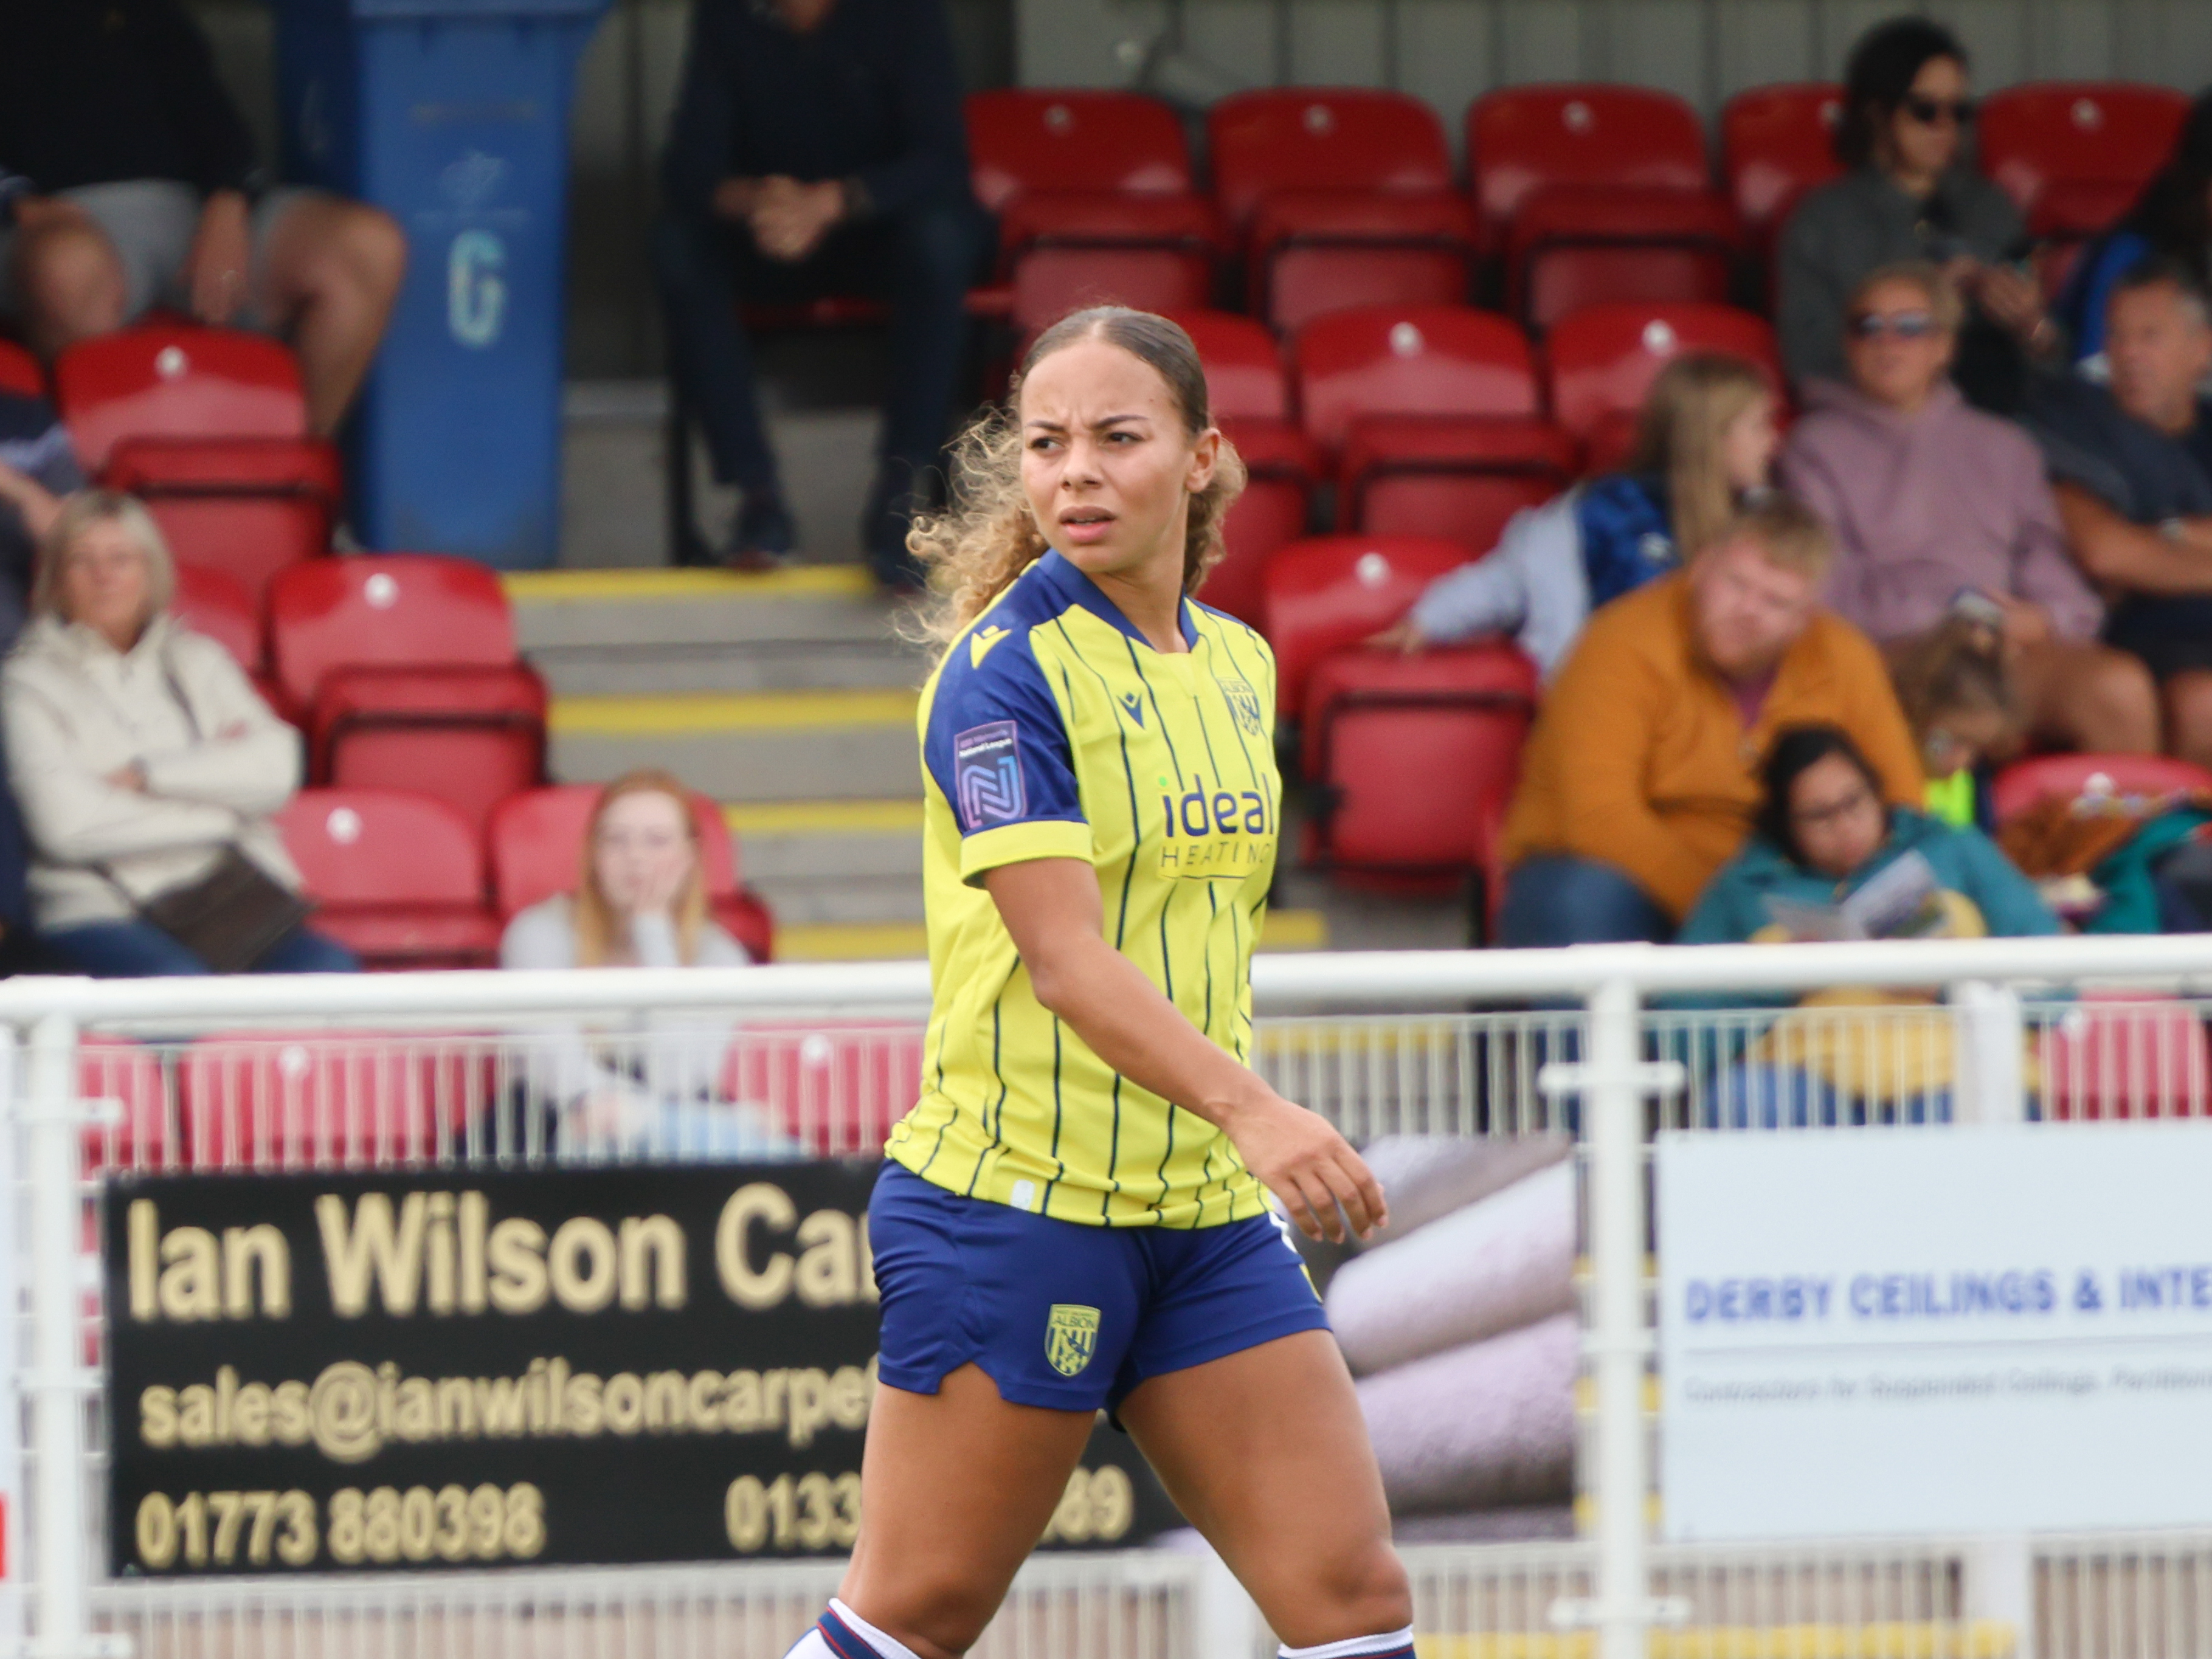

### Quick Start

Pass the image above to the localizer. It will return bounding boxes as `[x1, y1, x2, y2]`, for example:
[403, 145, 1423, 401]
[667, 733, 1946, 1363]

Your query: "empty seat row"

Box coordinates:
[970, 81, 2193, 335]
[1187, 299, 1783, 622]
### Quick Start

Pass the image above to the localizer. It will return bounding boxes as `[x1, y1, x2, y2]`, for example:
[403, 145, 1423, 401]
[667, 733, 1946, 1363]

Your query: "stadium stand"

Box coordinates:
[1991, 753, 2212, 824]
[54, 323, 308, 471]
[267, 554, 548, 831]
[274, 788, 503, 970]
[103, 435, 341, 605]
[1719, 83, 1846, 251]
[1977, 82, 2192, 215]
[0, 340, 43, 399]
[179, 1032, 485, 1167]
[1294, 305, 1541, 456]
[488, 784, 775, 964]
[168, 563, 263, 680]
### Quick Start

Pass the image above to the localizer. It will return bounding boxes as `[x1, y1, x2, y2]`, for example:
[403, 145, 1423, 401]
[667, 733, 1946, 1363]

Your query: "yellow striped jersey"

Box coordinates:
[887, 550, 1277, 1227]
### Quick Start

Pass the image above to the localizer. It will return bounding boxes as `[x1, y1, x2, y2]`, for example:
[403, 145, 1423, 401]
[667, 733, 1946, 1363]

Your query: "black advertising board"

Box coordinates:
[103, 1164, 1178, 1576]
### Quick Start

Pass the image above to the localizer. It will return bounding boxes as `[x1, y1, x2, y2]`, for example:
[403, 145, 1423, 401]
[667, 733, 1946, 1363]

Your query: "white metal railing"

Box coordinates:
[13, 936, 2212, 1659]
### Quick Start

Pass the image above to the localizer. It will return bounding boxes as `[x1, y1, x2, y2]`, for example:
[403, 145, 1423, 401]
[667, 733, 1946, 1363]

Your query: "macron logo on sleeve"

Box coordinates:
[954, 721, 1025, 829]
[969, 625, 1010, 667]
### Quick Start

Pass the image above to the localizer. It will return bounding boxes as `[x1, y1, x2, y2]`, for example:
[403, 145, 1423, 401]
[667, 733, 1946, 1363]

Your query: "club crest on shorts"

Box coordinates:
[1045, 1304, 1101, 1377]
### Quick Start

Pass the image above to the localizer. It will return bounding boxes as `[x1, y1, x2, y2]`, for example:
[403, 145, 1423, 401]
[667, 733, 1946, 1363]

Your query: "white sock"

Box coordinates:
[1278, 1630, 1418, 1659]
[783, 1600, 922, 1659]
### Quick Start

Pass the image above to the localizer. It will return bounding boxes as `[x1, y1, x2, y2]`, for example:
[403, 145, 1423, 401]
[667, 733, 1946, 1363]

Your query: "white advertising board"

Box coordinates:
[1657, 1123, 2212, 1540]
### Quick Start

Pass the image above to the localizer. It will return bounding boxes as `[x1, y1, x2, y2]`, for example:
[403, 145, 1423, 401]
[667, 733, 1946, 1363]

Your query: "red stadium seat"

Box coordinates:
[106, 436, 340, 605]
[180, 1032, 487, 1168]
[268, 555, 547, 833]
[998, 193, 1220, 337]
[170, 563, 263, 677]
[54, 324, 305, 471]
[1206, 418, 1319, 627]
[721, 1024, 927, 1156]
[274, 788, 501, 970]
[1991, 754, 2212, 824]
[1721, 84, 1846, 245]
[1209, 91, 1470, 334]
[967, 91, 1194, 209]
[1505, 185, 1739, 333]
[487, 784, 773, 962]
[80, 1037, 175, 1176]
[1544, 302, 1783, 450]
[1171, 312, 1316, 624]
[0, 340, 45, 399]
[1339, 415, 1575, 553]
[1209, 89, 1460, 233]
[1301, 644, 1538, 878]
[2039, 992, 2212, 1120]
[1468, 85, 1711, 232]
[1294, 305, 1539, 458]
[1263, 534, 1474, 718]
[1978, 83, 2192, 214]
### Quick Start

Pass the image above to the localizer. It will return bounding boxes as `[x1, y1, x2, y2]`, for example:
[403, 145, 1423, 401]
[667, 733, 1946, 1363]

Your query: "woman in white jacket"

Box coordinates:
[4, 492, 355, 977]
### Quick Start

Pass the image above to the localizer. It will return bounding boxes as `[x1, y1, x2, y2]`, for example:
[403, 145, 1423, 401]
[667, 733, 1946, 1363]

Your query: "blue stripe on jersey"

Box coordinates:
[813, 1611, 874, 1659]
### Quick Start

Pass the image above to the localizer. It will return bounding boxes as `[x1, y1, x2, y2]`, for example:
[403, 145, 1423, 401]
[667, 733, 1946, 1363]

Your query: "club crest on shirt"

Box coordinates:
[953, 721, 1025, 829]
[1045, 1303, 1101, 1376]
[1218, 675, 1265, 737]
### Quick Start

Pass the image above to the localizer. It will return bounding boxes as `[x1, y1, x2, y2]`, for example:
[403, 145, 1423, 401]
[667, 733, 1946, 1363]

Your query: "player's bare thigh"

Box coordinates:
[838, 1363, 1094, 1659]
[1119, 1328, 1410, 1647]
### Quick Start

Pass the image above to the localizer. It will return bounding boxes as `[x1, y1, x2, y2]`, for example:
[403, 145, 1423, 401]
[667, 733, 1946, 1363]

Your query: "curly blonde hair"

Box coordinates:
[908, 307, 1248, 651]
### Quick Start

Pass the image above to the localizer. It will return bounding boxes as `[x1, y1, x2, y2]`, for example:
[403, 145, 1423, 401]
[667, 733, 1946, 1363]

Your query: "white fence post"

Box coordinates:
[24, 1010, 91, 1659]
[1954, 980, 2025, 1126]
[1195, 1543, 1265, 1658]
[1543, 978, 1685, 1659]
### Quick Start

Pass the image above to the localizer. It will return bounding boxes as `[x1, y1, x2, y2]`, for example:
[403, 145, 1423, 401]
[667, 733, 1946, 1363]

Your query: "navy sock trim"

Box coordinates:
[815, 1610, 874, 1659]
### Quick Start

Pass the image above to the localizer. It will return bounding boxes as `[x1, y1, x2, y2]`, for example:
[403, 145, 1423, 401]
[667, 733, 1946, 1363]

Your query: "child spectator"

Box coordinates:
[500, 770, 784, 1160]
[1887, 599, 2016, 829]
[1374, 353, 1778, 678]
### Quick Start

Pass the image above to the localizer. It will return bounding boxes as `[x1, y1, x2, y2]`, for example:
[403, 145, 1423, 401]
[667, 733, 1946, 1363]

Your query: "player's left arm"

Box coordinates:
[983, 855, 1386, 1244]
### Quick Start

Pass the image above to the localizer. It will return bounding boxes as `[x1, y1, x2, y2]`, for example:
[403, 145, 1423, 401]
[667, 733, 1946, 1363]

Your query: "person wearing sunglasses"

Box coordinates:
[1778, 16, 2058, 412]
[1781, 263, 2162, 761]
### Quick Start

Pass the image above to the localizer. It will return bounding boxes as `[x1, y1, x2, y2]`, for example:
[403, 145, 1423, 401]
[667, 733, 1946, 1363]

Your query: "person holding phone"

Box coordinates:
[1777, 15, 2060, 412]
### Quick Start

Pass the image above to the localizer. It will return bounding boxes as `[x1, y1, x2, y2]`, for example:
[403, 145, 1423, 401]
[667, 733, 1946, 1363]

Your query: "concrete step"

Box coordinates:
[531, 641, 923, 697]
[753, 874, 929, 927]
[505, 567, 905, 650]
[548, 688, 921, 802]
[725, 801, 924, 883]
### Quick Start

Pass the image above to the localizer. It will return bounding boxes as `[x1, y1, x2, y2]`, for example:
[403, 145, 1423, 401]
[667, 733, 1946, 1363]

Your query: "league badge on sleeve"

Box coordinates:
[953, 722, 1026, 830]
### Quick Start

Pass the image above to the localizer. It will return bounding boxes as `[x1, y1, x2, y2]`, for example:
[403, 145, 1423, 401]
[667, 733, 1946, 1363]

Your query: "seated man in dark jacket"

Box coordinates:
[653, 0, 986, 582]
[0, 382, 83, 650]
[0, 0, 404, 435]
[2024, 258, 2212, 768]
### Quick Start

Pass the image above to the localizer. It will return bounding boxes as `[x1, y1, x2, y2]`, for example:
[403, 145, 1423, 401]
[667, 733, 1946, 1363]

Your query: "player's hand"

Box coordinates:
[1218, 1088, 1388, 1244]
[187, 191, 254, 325]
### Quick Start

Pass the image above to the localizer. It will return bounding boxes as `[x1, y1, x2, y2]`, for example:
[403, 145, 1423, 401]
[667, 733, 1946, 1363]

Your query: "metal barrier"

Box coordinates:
[12, 936, 2212, 1659]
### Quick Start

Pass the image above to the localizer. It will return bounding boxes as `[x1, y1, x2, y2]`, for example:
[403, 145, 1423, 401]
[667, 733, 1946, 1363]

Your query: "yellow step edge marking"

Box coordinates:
[776, 922, 928, 962]
[504, 565, 877, 603]
[551, 688, 920, 736]
[1257, 908, 1329, 951]
[1418, 1623, 2015, 1659]
[725, 800, 924, 835]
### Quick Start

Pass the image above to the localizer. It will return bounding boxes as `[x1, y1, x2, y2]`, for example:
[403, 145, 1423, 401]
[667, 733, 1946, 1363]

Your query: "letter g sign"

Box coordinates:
[448, 230, 507, 348]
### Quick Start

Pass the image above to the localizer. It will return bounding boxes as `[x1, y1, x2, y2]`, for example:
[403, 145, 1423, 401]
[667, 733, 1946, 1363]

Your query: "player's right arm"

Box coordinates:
[983, 856, 1386, 1244]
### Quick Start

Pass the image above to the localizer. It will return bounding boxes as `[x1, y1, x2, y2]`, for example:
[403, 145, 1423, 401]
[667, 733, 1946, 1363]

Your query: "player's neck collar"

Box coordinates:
[1035, 548, 1200, 652]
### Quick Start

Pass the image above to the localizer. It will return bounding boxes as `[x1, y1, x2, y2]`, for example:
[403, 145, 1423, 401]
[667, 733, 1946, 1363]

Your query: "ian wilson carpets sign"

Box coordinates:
[1658, 1123, 2212, 1539]
[104, 1164, 1172, 1574]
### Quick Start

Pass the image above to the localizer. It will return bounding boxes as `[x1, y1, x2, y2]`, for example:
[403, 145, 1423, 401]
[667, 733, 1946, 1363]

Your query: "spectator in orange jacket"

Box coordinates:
[1497, 495, 1924, 946]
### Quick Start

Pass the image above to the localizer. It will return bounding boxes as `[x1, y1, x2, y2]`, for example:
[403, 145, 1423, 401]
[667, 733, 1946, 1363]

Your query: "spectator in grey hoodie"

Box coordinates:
[1777, 17, 2059, 412]
[1781, 263, 2160, 759]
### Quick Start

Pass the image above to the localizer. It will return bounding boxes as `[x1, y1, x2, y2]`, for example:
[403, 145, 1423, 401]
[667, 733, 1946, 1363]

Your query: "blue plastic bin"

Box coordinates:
[277, 0, 610, 568]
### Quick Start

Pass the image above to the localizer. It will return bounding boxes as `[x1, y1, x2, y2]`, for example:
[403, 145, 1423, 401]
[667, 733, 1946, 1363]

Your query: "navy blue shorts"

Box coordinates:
[869, 1162, 1330, 1413]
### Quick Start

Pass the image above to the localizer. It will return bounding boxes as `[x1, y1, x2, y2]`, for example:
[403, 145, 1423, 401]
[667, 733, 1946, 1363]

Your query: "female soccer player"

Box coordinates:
[781, 308, 1413, 1659]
